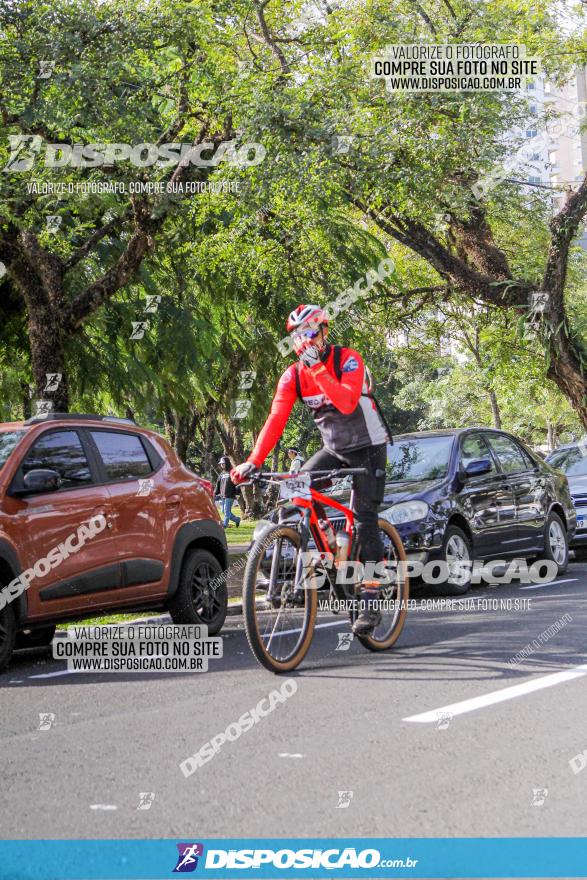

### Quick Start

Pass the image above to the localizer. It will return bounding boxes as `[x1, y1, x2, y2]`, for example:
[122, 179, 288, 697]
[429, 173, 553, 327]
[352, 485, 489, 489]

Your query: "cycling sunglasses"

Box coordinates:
[291, 327, 321, 340]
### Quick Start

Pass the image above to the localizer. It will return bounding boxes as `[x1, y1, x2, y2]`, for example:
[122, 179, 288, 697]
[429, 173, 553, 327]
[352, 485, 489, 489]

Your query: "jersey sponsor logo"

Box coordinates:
[279, 369, 294, 385]
[341, 356, 359, 373]
[302, 394, 326, 409]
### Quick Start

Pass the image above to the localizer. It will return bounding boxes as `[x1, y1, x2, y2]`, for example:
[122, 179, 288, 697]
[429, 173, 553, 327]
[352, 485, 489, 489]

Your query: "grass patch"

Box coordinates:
[57, 611, 166, 630]
[224, 519, 259, 545]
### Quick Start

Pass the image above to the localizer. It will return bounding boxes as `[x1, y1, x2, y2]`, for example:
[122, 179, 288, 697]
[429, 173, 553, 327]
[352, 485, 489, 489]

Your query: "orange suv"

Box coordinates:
[0, 413, 228, 669]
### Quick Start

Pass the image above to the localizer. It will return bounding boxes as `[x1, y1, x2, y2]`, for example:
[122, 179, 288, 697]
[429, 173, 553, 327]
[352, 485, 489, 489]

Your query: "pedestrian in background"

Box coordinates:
[214, 456, 241, 528]
[287, 447, 305, 473]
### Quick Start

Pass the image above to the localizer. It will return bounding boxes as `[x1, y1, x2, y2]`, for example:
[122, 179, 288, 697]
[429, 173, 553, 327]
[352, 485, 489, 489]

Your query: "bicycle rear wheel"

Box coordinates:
[243, 523, 317, 673]
[354, 519, 409, 652]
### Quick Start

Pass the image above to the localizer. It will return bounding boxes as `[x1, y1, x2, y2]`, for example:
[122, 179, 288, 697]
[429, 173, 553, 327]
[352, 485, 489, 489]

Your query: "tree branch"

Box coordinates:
[255, 0, 290, 76]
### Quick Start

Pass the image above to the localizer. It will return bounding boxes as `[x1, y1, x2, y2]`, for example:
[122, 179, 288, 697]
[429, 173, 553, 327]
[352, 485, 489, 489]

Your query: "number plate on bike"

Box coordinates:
[279, 473, 312, 500]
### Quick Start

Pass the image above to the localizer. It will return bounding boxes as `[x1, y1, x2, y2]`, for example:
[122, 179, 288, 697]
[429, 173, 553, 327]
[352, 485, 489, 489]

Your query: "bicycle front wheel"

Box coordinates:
[355, 518, 410, 652]
[243, 523, 317, 673]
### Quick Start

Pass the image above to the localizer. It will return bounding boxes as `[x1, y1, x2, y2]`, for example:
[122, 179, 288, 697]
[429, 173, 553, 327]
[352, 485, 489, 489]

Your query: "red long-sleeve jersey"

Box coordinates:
[248, 345, 388, 467]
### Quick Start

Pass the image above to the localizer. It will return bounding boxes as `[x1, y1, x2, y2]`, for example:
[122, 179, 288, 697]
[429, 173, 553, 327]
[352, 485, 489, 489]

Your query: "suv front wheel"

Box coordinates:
[169, 548, 227, 635]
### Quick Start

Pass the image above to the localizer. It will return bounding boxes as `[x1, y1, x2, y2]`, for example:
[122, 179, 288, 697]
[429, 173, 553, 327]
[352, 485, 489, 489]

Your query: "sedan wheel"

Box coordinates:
[543, 512, 569, 575]
[433, 525, 473, 596]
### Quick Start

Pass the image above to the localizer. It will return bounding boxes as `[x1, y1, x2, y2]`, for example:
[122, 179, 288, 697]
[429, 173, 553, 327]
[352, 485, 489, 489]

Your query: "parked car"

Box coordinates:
[545, 443, 587, 559]
[0, 413, 228, 669]
[260, 428, 575, 596]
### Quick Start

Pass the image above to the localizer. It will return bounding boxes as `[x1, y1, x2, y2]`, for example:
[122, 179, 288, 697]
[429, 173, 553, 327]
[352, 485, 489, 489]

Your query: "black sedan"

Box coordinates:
[374, 428, 575, 594]
[545, 442, 587, 559]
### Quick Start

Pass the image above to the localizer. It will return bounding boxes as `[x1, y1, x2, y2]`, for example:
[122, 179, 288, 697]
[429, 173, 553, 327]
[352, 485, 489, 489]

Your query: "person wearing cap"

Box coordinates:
[214, 456, 241, 529]
[287, 447, 305, 473]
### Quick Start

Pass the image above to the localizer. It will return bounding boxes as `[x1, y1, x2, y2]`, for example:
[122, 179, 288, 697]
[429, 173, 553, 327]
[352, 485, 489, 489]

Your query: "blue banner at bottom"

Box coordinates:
[0, 838, 586, 879]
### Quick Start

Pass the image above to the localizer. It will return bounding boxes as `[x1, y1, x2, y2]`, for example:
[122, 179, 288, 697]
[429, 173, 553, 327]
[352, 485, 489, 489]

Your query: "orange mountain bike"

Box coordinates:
[241, 468, 409, 673]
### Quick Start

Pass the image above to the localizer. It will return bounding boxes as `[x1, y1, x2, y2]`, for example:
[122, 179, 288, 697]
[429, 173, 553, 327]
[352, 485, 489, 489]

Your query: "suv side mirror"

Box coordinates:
[17, 469, 61, 496]
[463, 458, 492, 479]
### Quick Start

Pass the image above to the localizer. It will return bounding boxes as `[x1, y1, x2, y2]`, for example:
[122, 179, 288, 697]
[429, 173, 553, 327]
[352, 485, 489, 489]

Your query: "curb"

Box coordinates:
[228, 544, 249, 555]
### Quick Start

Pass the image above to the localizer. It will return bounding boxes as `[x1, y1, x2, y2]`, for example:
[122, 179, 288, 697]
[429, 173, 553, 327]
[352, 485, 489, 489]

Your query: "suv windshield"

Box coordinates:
[547, 446, 587, 477]
[0, 430, 26, 470]
[387, 436, 454, 483]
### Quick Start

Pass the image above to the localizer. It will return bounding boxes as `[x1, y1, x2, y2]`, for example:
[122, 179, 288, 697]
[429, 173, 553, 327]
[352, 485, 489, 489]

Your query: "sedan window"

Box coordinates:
[460, 434, 495, 473]
[548, 446, 587, 477]
[486, 433, 529, 474]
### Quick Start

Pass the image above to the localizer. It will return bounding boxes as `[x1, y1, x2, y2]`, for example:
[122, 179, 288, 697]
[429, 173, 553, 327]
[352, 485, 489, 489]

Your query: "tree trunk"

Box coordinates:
[547, 333, 587, 430]
[488, 389, 502, 429]
[174, 413, 192, 462]
[26, 297, 69, 411]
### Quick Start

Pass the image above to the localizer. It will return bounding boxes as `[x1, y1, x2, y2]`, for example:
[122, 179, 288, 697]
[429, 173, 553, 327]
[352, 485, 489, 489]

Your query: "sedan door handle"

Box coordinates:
[166, 495, 181, 508]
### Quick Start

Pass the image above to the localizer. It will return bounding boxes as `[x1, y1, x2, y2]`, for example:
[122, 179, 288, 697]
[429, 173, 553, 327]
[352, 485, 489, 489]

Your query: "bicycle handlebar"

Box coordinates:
[236, 467, 369, 487]
[255, 468, 368, 478]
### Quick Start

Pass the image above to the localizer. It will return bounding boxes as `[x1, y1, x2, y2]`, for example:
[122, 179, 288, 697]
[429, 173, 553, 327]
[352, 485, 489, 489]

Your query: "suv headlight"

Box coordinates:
[380, 501, 429, 525]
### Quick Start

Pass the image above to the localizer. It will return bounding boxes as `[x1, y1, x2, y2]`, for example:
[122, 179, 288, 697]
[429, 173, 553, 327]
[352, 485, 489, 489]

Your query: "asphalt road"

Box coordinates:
[1, 560, 586, 840]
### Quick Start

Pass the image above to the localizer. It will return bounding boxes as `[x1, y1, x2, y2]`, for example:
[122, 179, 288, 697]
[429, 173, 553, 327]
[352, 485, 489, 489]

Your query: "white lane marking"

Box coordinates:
[520, 578, 578, 591]
[403, 663, 587, 723]
[90, 804, 117, 811]
[28, 669, 72, 679]
[278, 753, 304, 758]
[264, 620, 348, 639]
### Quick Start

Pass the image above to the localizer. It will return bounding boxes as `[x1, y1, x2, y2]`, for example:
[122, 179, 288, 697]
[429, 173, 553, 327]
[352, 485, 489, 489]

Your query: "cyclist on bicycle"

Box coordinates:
[231, 304, 390, 634]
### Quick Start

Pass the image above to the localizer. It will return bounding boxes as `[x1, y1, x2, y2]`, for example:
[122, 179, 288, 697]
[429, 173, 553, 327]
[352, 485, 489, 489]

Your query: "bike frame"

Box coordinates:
[290, 488, 355, 556]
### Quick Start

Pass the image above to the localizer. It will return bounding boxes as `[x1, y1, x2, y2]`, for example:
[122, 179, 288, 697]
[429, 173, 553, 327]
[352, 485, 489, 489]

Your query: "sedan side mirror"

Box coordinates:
[18, 469, 61, 496]
[463, 458, 492, 478]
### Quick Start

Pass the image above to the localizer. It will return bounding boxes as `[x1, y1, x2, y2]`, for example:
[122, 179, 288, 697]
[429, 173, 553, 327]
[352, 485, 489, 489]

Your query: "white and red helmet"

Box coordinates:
[286, 304, 329, 333]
